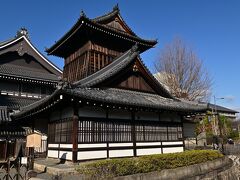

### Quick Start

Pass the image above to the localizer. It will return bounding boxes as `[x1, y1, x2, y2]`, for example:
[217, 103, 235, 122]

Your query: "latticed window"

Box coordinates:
[78, 120, 132, 143]
[48, 119, 72, 143]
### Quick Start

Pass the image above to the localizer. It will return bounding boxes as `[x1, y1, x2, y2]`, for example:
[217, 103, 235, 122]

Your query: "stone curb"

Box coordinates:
[112, 156, 232, 180]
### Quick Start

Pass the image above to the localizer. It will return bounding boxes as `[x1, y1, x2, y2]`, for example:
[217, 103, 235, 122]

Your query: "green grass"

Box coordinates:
[76, 150, 223, 179]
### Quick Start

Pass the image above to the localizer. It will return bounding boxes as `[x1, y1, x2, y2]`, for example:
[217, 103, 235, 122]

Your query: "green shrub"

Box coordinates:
[76, 150, 223, 179]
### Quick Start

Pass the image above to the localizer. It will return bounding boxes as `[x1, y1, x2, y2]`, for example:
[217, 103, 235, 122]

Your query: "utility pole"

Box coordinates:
[213, 96, 225, 152]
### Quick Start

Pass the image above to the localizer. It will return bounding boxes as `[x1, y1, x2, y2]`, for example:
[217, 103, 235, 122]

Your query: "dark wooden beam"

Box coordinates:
[131, 111, 136, 157]
[72, 104, 79, 163]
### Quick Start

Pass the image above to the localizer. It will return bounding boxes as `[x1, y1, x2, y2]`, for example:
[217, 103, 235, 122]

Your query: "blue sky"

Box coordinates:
[1, 0, 240, 112]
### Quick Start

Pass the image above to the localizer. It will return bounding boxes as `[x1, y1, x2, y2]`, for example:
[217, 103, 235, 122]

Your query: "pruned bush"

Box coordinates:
[76, 150, 223, 179]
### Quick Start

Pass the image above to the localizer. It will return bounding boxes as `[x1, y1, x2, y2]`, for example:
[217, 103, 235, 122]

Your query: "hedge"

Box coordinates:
[76, 150, 223, 179]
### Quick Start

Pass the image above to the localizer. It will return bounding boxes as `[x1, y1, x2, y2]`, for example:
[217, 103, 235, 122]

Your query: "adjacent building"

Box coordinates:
[0, 28, 62, 138]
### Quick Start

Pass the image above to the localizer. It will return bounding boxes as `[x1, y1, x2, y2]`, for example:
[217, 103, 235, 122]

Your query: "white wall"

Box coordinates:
[183, 122, 196, 138]
[61, 107, 74, 119]
[49, 107, 74, 121]
[50, 110, 61, 121]
[78, 151, 107, 160]
[109, 109, 131, 119]
[160, 112, 181, 122]
[163, 147, 184, 153]
[135, 111, 159, 121]
[109, 149, 133, 158]
[137, 148, 161, 156]
[78, 106, 106, 118]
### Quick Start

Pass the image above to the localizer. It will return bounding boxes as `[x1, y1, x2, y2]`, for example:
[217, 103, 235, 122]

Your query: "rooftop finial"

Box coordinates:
[113, 3, 119, 11]
[80, 10, 86, 17]
[16, 27, 29, 39]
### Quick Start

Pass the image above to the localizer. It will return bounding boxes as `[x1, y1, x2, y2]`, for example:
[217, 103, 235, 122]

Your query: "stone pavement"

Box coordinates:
[31, 158, 81, 180]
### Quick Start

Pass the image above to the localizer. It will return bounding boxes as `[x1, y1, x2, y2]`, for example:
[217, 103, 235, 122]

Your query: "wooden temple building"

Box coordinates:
[12, 6, 207, 162]
[0, 28, 62, 139]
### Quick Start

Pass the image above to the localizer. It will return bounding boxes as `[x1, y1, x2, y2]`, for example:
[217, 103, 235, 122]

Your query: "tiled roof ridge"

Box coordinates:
[92, 4, 119, 22]
[92, 4, 137, 37]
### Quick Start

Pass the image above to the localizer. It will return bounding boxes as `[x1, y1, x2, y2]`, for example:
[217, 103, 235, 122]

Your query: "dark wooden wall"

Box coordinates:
[116, 74, 156, 93]
[63, 41, 122, 83]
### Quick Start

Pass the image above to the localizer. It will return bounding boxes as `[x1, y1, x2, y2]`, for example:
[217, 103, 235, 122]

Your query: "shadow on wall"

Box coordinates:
[59, 153, 67, 164]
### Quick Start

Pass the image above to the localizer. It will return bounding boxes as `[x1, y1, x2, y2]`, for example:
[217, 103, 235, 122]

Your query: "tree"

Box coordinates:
[155, 38, 212, 101]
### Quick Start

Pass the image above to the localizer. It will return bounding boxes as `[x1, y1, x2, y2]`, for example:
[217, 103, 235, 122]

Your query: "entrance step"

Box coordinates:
[34, 158, 77, 176]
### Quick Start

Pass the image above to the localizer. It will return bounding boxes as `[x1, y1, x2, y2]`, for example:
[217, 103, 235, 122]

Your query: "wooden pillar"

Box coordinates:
[106, 109, 109, 159]
[180, 115, 185, 151]
[72, 104, 79, 163]
[131, 111, 137, 157]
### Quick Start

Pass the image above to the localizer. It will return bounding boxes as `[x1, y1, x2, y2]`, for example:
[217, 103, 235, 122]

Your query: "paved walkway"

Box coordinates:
[32, 158, 80, 180]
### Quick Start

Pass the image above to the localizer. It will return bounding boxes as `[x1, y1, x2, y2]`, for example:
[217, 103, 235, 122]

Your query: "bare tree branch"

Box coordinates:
[155, 38, 212, 101]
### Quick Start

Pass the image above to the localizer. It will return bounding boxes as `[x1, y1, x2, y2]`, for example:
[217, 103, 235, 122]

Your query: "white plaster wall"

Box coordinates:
[59, 151, 72, 160]
[78, 151, 107, 160]
[137, 148, 162, 156]
[109, 143, 133, 147]
[78, 107, 106, 118]
[108, 109, 131, 119]
[136, 142, 161, 146]
[162, 141, 183, 145]
[78, 143, 107, 148]
[160, 112, 181, 122]
[60, 144, 72, 148]
[163, 147, 184, 153]
[61, 107, 74, 119]
[109, 149, 133, 158]
[135, 111, 159, 121]
[50, 110, 61, 121]
[48, 150, 58, 158]
[183, 122, 196, 138]
[48, 144, 59, 148]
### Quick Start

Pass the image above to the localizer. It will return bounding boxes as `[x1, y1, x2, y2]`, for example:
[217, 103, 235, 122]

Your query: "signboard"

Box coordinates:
[21, 157, 28, 165]
[26, 133, 42, 148]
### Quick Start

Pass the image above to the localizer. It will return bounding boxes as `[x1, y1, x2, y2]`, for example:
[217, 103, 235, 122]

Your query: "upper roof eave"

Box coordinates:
[92, 4, 137, 36]
[46, 14, 157, 56]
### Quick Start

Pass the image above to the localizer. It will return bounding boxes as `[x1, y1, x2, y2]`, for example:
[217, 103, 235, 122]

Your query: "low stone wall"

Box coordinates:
[112, 156, 233, 180]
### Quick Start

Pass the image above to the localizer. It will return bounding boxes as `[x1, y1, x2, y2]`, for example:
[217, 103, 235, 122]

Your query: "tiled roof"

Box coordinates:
[0, 38, 15, 47]
[74, 45, 139, 87]
[208, 103, 238, 114]
[65, 87, 207, 112]
[74, 45, 173, 98]
[46, 12, 157, 55]
[0, 34, 62, 75]
[92, 4, 136, 36]
[92, 5, 120, 23]
[0, 64, 59, 82]
[12, 85, 207, 120]
[0, 95, 39, 110]
[0, 106, 10, 123]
